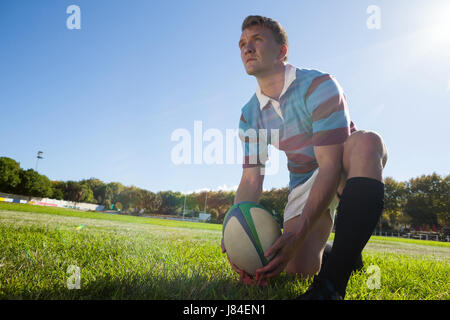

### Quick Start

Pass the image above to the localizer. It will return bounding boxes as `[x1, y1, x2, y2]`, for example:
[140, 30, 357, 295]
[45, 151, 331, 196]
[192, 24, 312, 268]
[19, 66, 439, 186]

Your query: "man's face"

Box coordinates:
[239, 25, 284, 76]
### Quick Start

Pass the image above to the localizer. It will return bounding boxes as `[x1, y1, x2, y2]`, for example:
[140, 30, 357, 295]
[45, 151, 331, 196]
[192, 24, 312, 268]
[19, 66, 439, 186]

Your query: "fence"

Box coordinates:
[0, 192, 104, 212]
[373, 230, 450, 242]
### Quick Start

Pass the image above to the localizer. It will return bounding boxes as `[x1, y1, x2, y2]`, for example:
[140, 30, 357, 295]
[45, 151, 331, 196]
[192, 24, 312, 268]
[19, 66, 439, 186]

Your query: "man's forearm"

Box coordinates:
[234, 179, 263, 204]
[292, 166, 341, 245]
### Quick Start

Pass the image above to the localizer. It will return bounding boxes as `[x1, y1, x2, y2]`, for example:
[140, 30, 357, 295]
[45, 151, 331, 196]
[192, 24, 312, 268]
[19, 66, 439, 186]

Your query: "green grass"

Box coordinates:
[0, 202, 222, 231]
[0, 202, 448, 300]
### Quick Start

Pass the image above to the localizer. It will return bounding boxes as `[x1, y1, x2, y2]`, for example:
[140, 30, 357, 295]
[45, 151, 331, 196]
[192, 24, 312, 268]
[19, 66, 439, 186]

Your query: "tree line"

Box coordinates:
[0, 156, 448, 229]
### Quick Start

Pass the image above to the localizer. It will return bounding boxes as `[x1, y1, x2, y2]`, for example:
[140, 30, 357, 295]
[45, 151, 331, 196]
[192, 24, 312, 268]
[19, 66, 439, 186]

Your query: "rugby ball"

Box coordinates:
[222, 202, 281, 276]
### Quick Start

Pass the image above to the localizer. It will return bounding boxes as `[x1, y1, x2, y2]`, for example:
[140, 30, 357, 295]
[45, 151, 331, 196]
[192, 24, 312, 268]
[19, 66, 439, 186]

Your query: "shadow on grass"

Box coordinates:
[2, 272, 308, 300]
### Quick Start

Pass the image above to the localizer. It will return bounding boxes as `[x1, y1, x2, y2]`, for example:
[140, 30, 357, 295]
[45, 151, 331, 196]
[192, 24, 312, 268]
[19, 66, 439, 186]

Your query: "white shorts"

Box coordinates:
[283, 169, 339, 224]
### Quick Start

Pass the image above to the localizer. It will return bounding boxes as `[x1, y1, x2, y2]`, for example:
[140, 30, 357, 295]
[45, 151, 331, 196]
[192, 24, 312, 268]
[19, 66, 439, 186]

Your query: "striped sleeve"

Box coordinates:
[239, 112, 269, 168]
[305, 74, 351, 146]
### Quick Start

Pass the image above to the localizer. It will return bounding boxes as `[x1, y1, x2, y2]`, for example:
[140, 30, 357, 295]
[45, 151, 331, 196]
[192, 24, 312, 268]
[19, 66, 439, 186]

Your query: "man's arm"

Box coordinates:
[291, 143, 343, 245]
[254, 143, 343, 281]
[234, 166, 265, 204]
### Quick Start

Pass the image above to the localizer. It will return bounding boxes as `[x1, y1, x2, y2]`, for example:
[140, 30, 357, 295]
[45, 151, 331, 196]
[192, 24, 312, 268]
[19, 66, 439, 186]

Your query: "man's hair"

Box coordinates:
[241, 15, 289, 62]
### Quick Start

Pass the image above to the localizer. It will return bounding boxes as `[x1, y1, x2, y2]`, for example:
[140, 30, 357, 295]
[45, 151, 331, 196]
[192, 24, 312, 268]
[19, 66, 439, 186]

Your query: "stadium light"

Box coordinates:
[35, 151, 44, 172]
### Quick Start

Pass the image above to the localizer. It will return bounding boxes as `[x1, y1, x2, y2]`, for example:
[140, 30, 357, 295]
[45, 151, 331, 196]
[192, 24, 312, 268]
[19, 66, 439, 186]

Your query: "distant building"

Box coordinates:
[198, 213, 211, 221]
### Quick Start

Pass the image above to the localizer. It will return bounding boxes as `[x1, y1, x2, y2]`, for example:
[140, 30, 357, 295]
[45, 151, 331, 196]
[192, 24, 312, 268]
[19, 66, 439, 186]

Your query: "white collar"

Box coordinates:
[256, 63, 297, 111]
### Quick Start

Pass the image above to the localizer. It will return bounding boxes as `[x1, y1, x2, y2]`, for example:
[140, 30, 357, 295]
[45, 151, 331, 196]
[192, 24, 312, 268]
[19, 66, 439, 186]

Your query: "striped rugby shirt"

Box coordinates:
[239, 63, 357, 191]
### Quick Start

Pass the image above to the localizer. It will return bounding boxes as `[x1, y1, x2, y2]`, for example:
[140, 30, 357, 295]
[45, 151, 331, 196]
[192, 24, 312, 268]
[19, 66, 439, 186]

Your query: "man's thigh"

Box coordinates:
[283, 209, 333, 278]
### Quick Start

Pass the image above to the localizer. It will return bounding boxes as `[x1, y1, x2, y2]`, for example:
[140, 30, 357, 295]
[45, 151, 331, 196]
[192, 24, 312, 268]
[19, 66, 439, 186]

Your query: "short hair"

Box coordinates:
[241, 15, 289, 62]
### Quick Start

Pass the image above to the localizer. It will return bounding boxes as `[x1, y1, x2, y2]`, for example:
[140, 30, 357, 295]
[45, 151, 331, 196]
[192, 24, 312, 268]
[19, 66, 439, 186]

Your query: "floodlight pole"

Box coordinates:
[183, 194, 186, 219]
[35, 151, 44, 172]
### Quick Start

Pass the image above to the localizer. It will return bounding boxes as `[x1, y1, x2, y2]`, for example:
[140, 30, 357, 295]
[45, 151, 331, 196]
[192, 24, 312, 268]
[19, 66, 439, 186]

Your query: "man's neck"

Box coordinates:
[256, 63, 286, 101]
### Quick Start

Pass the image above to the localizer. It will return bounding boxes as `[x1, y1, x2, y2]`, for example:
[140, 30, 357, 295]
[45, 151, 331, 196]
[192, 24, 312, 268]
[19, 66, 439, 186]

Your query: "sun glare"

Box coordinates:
[419, 3, 450, 51]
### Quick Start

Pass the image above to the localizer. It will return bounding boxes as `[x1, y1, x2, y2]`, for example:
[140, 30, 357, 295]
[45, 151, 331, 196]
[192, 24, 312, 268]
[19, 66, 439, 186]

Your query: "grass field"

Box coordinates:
[0, 202, 448, 300]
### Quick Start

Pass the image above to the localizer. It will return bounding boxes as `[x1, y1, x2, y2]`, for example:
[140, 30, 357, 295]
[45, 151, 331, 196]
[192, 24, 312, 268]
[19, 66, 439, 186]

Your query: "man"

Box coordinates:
[221, 15, 388, 300]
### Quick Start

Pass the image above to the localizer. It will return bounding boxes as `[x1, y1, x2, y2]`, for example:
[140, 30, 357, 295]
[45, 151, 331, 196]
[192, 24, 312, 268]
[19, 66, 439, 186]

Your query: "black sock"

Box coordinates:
[318, 177, 384, 297]
[320, 242, 333, 270]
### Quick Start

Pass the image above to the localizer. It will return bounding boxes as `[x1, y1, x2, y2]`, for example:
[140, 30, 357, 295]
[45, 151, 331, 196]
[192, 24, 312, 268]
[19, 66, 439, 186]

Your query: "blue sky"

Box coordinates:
[1, 0, 449, 194]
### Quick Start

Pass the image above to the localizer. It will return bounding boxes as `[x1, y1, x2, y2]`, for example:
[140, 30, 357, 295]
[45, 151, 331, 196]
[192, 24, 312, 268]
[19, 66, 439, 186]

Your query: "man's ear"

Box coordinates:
[279, 45, 288, 62]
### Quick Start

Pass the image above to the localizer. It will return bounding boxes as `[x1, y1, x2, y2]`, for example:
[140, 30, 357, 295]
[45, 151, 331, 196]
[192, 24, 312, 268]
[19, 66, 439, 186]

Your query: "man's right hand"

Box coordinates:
[221, 238, 267, 286]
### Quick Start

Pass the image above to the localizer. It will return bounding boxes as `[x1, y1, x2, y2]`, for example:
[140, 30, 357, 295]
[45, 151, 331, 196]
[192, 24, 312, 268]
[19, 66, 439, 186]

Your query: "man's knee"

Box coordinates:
[344, 130, 388, 167]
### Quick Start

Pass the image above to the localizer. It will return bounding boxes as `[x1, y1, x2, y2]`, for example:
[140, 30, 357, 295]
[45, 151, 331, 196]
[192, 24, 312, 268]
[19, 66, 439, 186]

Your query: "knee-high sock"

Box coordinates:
[320, 242, 333, 270]
[318, 177, 384, 297]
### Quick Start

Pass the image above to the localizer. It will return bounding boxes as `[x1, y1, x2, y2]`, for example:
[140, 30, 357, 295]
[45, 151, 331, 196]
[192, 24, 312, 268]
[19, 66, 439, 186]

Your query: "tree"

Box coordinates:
[117, 186, 142, 212]
[437, 212, 450, 228]
[138, 190, 162, 213]
[260, 186, 289, 226]
[381, 177, 409, 231]
[80, 178, 105, 204]
[115, 202, 123, 211]
[51, 181, 65, 200]
[0, 157, 22, 193]
[184, 193, 200, 213]
[404, 173, 450, 229]
[157, 191, 184, 215]
[105, 182, 125, 204]
[196, 191, 234, 223]
[384, 177, 408, 213]
[16, 169, 53, 198]
[79, 182, 95, 203]
[93, 182, 125, 207]
[64, 181, 94, 203]
[105, 199, 112, 210]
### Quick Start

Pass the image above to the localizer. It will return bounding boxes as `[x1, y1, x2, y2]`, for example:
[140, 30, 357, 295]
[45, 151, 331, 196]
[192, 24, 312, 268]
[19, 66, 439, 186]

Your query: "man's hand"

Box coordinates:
[256, 144, 344, 282]
[254, 231, 300, 282]
[221, 238, 267, 286]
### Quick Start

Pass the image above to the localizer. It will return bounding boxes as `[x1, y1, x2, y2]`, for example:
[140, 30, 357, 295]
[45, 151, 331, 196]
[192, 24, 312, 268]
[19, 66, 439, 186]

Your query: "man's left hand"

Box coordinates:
[255, 231, 300, 282]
